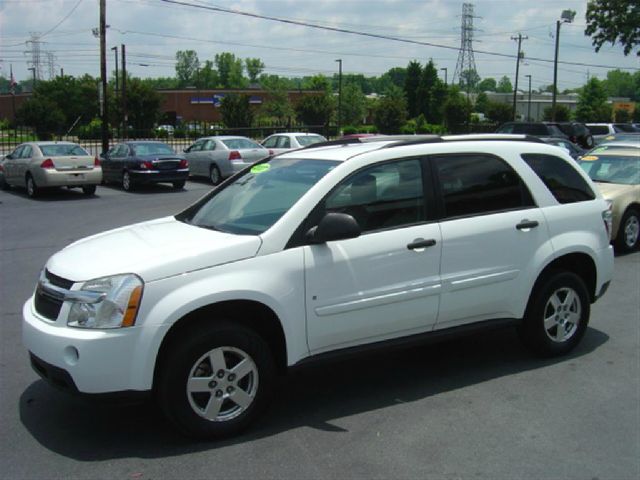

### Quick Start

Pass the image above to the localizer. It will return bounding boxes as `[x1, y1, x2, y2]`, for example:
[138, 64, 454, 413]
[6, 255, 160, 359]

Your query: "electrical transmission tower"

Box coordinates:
[453, 3, 479, 89]
[46, 52, 56, 79]
[25, 33, 44, 81]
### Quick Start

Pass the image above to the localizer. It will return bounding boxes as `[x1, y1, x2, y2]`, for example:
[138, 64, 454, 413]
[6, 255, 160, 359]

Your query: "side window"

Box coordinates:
[277, 137, 291, 149]
[324, 159, 426, 232]
[204, 140, 216, 151]
[21, 146, 33, 158]
[521, 153, 595, 204]
[498, 124, 514, 133]
[10, 146, 24, 159]
[262, 137, 278, 148]
[188, 142, 203, 153]
[434, 154, 534, 218]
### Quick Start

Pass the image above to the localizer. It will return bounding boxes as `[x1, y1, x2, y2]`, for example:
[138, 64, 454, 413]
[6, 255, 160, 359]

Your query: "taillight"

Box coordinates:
[140, 161, 154, 169]
[228, 150, 241, 161]
[602, 201, 613, 240]
[268, 149, 274, 155]
[40, 158, 55, 169]
[94, 156, 101, 167]
[179, 159, 188, 168]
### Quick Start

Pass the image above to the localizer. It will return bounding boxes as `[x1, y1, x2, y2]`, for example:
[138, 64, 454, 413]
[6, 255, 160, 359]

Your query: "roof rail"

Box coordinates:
[441, 133, 546, 144]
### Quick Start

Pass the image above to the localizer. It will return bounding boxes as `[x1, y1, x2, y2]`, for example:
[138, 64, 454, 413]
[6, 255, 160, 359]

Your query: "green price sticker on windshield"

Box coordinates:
[251, 164, 271, 174]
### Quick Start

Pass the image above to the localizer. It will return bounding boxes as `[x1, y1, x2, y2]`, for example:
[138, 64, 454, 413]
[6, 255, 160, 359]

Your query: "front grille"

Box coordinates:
[34, 270, 74, 321]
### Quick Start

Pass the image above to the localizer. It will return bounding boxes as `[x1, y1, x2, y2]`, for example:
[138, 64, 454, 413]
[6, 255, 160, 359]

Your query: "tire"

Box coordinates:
[82, 185, 97, 196]
[122, 171, 134, 191]
[26, 174, 39, 198]
[156, 321, 276, 439]
[584, 134, 594, 149]
[0, 175, 9, 190]
[173, 180, 186, 189]
[209, 165, 222, 186]
[519, 271, 590, 357]
[614, 208, 640, 253]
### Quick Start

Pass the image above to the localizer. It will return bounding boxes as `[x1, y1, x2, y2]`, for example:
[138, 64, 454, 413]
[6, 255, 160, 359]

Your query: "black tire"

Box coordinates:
[122, 171, 134, 191]
[173, 180, 186, 189]
[156, 320, 276, 439]
[26, 174, 39, 198]
[0, 175, 9, 190]
[614, 208, 640, 253]
[519, 271, 590, 357]
[209, 165, 222, 186]
[82, 185, 97, 196]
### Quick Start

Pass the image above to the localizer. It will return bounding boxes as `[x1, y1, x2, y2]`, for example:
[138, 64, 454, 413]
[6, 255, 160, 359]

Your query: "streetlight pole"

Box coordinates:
[335, 59, 342, 137]
[551, 9, 575, 122]
[440, 67, 448, 85]
[99, 0, 109, 155]
[111, 46, 119, 137]
[525, 74, 532, 121]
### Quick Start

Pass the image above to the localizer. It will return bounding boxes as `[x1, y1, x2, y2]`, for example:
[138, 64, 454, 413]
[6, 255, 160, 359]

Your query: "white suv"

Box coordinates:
[23, 136, 614, 439]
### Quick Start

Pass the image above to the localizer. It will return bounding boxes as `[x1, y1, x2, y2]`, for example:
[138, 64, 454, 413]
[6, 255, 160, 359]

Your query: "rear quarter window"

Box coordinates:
[521, 153, 595, 204]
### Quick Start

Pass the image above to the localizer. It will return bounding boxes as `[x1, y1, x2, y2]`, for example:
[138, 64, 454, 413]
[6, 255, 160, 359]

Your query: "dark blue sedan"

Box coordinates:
[101, 141, 189, 191]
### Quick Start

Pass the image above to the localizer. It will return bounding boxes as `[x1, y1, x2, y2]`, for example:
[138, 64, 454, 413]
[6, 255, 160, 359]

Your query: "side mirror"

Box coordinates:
[306, 212, 361, 244]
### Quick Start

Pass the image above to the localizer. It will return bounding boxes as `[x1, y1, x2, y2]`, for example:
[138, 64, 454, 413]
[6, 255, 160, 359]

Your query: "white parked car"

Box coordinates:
[261, 132, 327, 155]
[23, 136, 614, 439]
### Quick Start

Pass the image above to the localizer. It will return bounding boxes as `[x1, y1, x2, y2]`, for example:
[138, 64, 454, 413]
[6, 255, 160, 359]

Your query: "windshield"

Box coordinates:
[40, 144, 89, 156]
[180, 158, 339, 235]
[578, 153, 640, 185]
[132, 143, 175, 155]
[296, 135, 325, 147]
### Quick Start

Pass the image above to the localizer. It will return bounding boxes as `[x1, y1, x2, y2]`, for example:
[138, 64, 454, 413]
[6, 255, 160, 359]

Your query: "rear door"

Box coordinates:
[184, 140, 205, 176]
[431, 153, 549, 329]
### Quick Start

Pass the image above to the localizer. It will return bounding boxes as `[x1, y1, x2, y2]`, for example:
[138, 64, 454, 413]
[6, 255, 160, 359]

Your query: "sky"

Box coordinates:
[0, 0, 638, 92]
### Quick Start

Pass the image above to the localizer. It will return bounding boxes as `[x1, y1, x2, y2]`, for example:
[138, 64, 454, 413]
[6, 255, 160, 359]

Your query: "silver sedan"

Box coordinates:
[184, 136, 268, 185]
[0, 141, 102, 197]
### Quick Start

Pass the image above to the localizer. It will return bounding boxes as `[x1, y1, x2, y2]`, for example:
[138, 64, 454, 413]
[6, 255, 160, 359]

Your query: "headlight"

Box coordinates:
[67, 274, 144, 329]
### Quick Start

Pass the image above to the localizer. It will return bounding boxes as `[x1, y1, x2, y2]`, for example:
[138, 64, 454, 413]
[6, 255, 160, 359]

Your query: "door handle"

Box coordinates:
[407, 238, 437, 250]
[516, 220, 539, 230]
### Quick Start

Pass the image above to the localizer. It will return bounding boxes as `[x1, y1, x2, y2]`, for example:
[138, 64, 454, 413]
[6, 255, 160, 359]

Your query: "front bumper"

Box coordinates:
[22, 297, 147, 394]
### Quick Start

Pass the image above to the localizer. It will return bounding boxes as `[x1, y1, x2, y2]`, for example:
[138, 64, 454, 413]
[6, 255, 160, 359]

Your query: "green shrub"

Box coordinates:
[342, 125, 358, 135]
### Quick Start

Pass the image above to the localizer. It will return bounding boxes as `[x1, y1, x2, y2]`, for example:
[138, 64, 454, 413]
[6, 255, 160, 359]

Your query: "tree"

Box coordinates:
[543, 105, 571, 121]
[198, 60, 219, 89]
[416, 60, 438, 121]
[443, 86, 471, 130]
[295, 93, 334, 127]
[603, 69, 638, 100]
[477, 78, 497, 92]
[485, 101, 513, 123]
[340, 83, 367, 126]
[575, 77, 611, 121]
[496, 76, 513, 93]
[585, 0, 639, 56]
[374, 86, 407, 134]
[245, 58, 265, 84]
[376, 67, 406, 92]
[301, 74, 331, 91]
[404, 61, 422, 118]
[215, 52, 246, 88]
[475, 91, 490, 114]
[16, 96, 65, 139]
[614, 108, 631, 122]
[116, 77, 162, 130]
[175, 50, 200, 86]
[459, 69, 480, 93]
[220, 94, 253, 128]
[260, 77, 294, 124]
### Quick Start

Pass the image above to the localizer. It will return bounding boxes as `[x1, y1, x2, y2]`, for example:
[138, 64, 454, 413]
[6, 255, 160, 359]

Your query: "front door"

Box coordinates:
[304, 158, 443, 354]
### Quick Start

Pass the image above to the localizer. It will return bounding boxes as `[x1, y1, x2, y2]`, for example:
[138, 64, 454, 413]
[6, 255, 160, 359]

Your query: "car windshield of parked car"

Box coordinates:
[296, 135, 325, 147]
[181, 158, 339, 235]
[222, 138, 263, 150]
[578, 153, 640, 185]
[40, 144, 89, 156]
[132, 143, 175, 156]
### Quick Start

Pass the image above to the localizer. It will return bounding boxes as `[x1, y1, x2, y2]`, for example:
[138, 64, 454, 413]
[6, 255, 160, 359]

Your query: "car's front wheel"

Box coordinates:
[156, 320, 276, 439]
[615, 208, 640, 253]
[519, 271, 590, 357]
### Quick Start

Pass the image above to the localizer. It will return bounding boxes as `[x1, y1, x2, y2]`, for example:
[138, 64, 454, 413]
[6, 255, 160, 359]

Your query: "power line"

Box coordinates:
[41, 0, 84, 38]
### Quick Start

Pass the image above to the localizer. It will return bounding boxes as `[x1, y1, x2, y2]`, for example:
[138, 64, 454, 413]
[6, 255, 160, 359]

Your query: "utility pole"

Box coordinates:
[121, 44, 127, 139]
[511, 33, 527, 121]
[335, 59, 342, 137]
[28, 67, 36, 90]
[440, 67, 448, 85]
[112, 46, 119, 137]
[99, 0, 109, 155]
[525, 74, 532, 121]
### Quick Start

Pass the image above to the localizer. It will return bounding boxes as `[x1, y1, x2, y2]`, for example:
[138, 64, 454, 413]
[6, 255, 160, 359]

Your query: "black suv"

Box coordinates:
[496, 122, 569, 140]
[545, 122, 594, 149]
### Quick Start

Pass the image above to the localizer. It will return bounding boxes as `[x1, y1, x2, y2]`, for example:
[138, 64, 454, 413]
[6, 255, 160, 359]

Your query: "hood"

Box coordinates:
[46, 216, 262, 283]
[595, 182, 635, 200]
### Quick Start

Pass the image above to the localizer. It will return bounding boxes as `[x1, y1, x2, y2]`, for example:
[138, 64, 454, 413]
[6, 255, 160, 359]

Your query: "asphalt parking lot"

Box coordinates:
[1, 182, 638, 479]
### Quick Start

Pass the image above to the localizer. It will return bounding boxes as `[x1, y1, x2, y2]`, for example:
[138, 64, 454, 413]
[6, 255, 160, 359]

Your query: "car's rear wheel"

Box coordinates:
[0, 175, 9, 190]
[209, 165, 221, 185]
[82, 185, 97, 196]
[122, 171, 134, 191]
[156, 321, 275, 439]
[519, 271, 590, 357]
[615, 208, 640, 253]
[26, 174, 39, 198]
